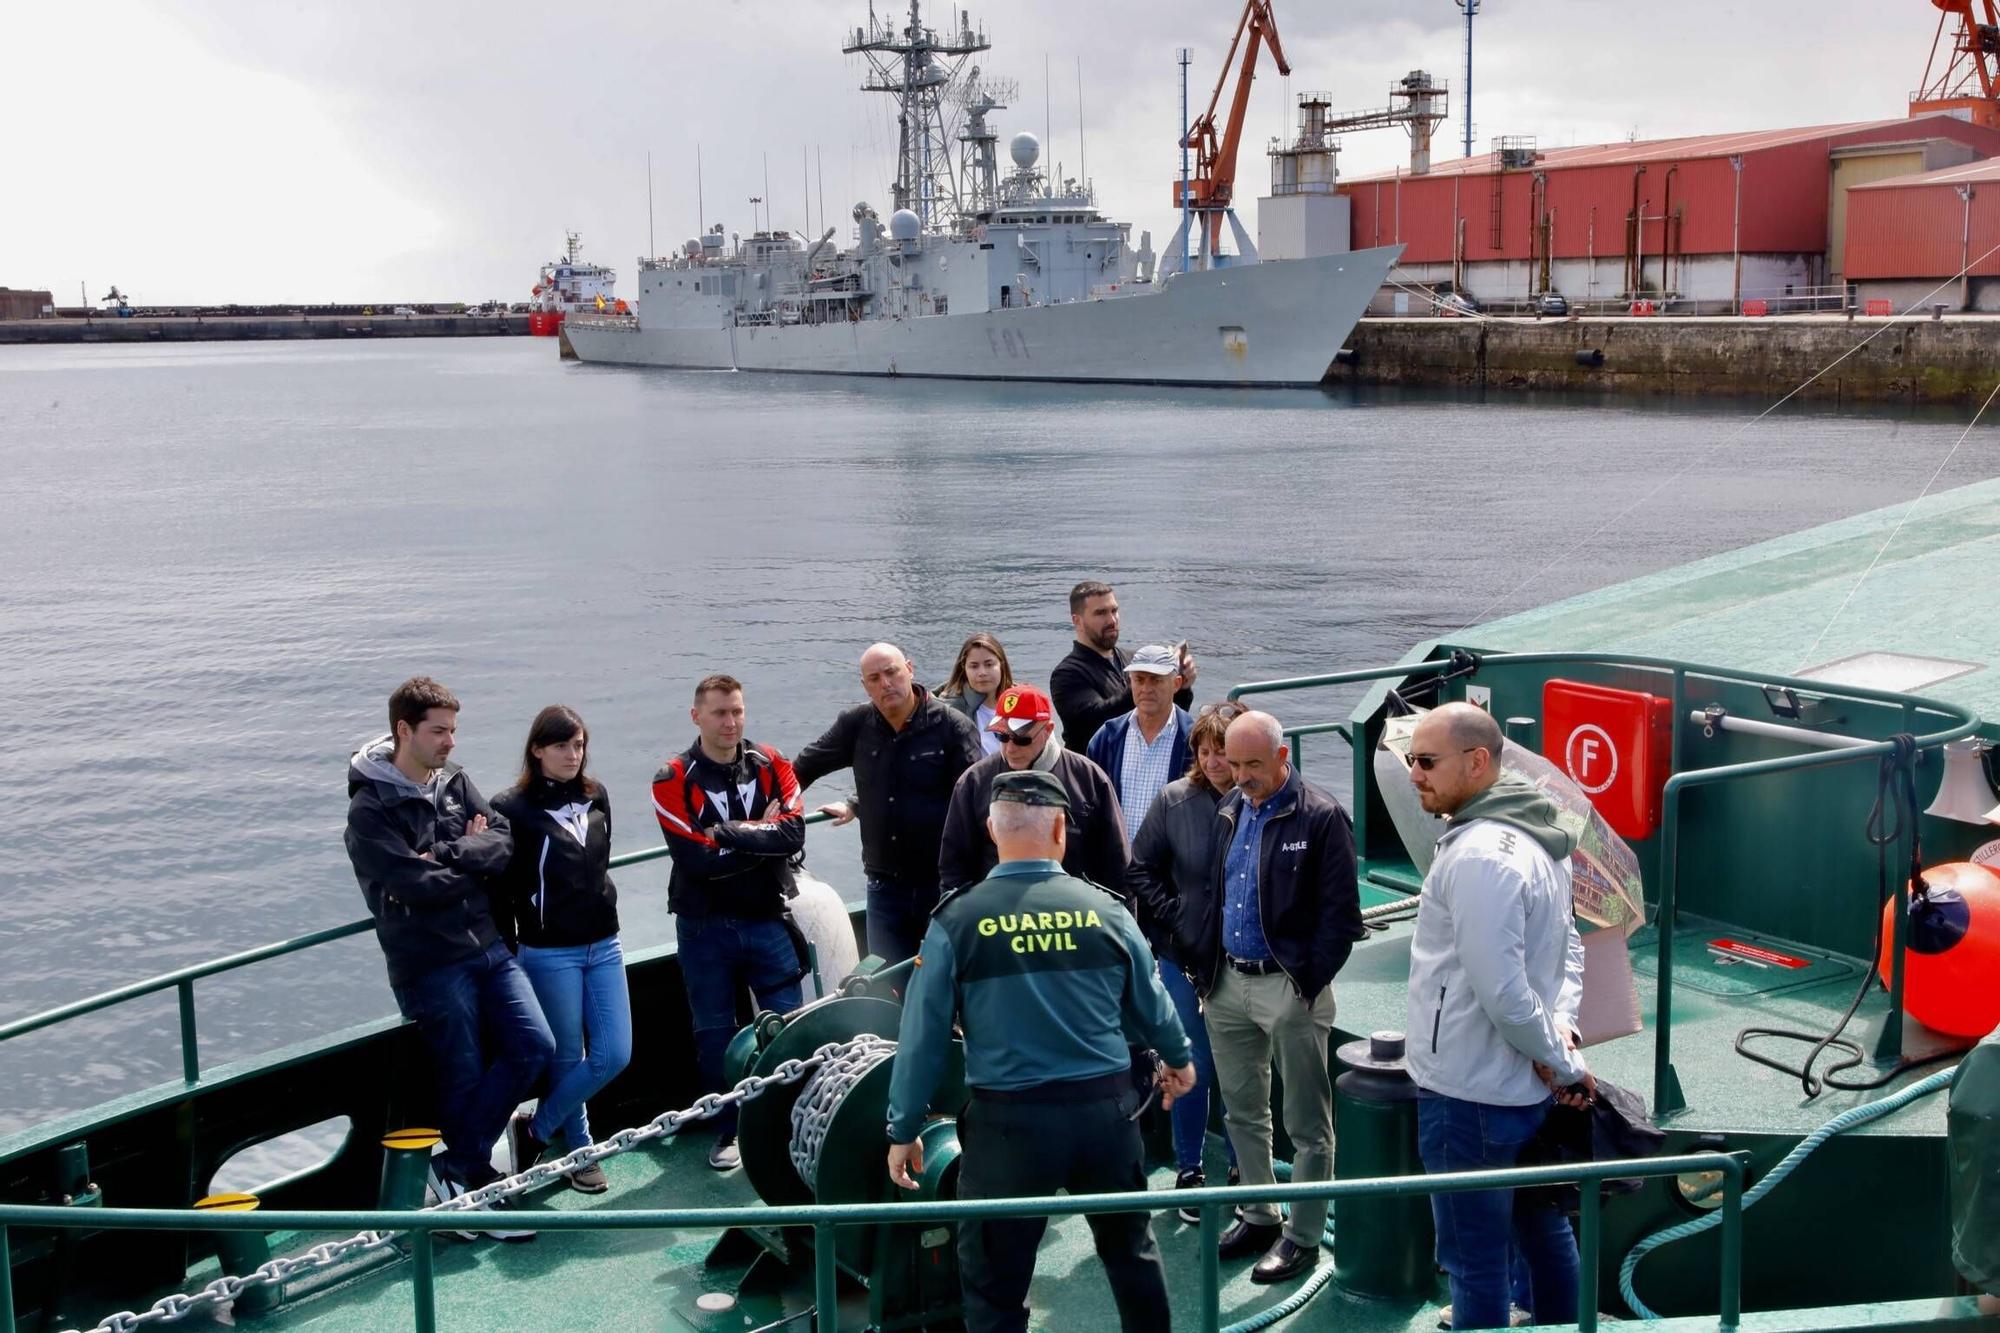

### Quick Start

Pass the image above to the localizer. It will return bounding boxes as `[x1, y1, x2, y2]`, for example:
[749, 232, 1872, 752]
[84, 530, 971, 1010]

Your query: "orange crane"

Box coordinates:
[1912, 0, 2000, 129]
[1167, 0, 1290, 270]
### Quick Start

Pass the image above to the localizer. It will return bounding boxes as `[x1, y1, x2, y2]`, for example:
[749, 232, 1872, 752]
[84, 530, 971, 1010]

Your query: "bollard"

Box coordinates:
[1504, 716, 1539, 747]
[379, 1129, 443, 1210]
[1332, 1033, 1435, 1301]
[194, 1193, 278, 1317]
[42, 1143, 101, 1330]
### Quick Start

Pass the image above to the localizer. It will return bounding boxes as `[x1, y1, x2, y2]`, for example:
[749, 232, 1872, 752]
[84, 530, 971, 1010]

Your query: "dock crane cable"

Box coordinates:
[1411, 232, 2000, 631]
[1793, 371, 2000, 670]
[1732, 734, 1960, 1095]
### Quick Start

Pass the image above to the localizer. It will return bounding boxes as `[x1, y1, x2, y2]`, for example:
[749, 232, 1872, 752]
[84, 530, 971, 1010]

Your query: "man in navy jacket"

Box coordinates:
[346, 677, 554, 1219]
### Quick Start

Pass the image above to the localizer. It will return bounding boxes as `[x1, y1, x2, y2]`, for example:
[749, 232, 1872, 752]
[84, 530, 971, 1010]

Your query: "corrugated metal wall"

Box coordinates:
[1335, 118, 2000, 271]
[1846, 181, 2000, 278]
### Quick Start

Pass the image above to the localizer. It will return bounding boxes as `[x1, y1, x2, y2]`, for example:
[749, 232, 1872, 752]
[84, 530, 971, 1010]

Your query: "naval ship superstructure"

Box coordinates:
[563, 1, 1399, 386]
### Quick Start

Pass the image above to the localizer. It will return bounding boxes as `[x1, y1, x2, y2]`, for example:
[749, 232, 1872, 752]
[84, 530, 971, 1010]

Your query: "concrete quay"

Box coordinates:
[0, 313, 531, 345]
[1327, 314, 2000, 405]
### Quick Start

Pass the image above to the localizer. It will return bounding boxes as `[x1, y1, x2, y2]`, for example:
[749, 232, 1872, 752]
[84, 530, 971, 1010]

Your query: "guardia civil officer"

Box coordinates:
[885, 769, 1197, 1333]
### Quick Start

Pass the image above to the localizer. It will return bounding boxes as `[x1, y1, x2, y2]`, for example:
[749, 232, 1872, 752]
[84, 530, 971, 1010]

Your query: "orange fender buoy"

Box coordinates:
[1881, 861, 2000, 1038]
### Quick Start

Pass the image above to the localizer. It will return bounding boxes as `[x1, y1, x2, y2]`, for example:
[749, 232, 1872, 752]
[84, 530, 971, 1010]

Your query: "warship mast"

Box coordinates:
[845, 1, 990, 232]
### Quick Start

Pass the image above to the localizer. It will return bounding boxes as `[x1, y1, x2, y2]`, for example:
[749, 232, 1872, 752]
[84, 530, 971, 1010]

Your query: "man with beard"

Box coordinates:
[1050, 581, 1196, 751]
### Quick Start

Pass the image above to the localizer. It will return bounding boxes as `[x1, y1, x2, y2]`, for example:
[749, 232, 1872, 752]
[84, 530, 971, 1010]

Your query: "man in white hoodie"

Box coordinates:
[1403, 703, 1592, 1331]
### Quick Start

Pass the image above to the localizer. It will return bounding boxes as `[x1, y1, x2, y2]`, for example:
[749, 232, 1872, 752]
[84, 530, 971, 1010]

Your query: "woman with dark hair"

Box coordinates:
[936, 632, 1014, 756]
[1127, 700, 1245, 1221]
[491, 705, 631, 1193]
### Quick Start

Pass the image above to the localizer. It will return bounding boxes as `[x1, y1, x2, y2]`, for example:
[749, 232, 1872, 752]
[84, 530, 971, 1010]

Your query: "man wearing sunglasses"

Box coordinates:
[1403, 702, 1591, 1332]
[937, 685, 1130, 896]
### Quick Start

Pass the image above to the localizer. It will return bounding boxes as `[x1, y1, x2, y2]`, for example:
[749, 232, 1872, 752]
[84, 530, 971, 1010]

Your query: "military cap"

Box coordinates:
[991, 769, 1070, 809]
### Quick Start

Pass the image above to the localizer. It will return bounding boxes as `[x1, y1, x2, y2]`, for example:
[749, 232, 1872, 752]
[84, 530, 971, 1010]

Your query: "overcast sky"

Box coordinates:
[2, 2, 1962, 304]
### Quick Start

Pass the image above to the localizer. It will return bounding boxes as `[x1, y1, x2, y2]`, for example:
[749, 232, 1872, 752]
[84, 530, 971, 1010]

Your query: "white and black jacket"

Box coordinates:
[490, 777, 619, 949]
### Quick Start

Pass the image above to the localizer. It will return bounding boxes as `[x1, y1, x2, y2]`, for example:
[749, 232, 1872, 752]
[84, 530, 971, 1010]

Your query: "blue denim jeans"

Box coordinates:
[866, 876, 939, 964]
[1417, 1093, 1579, 1331]
[390, 940, 555, 1183]
[677, 914, 805, 1138]
[1157, 961, 1234, 1175]
[517, 936, 634, 1148]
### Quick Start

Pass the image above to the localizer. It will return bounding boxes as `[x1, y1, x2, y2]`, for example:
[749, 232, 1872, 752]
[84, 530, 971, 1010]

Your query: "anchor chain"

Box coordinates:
[82, 1036, 874, 1333]
[789, 1034, 897, 1187]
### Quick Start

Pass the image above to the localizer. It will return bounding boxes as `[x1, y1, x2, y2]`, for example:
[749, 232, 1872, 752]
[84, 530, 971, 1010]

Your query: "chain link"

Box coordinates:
[76, 1037, 870, 1333]
[790, 1035, 896, 1187]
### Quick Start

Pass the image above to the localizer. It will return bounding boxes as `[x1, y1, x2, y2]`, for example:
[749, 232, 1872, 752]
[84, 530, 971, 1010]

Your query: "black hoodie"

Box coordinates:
[490, 777, 619, 949]
[345, 735, 513, 988]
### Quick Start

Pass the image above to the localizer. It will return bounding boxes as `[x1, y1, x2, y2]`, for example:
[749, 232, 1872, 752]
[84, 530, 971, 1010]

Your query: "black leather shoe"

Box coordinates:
[1217, 1217, 1282, 1259]
[1251, 1236, 1318, 1284]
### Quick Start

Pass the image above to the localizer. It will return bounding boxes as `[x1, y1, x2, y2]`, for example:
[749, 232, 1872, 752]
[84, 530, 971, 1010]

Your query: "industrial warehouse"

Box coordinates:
[1236, 0, 2000, 319]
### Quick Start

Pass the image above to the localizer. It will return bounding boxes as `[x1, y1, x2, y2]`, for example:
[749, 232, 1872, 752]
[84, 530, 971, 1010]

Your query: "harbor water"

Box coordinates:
[0, 337, 1990, 1136]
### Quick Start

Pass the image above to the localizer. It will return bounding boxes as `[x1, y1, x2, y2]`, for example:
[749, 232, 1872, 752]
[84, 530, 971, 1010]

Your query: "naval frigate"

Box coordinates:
[563, 2, 1400, 387]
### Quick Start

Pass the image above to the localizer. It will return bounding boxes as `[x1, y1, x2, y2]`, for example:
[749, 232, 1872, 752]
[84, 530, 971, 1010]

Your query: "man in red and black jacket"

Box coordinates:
[651, 673, 807, 1171]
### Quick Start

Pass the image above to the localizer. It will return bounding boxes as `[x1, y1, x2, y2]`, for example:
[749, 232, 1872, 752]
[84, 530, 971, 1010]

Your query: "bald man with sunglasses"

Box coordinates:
[937, 685, 1130, 897]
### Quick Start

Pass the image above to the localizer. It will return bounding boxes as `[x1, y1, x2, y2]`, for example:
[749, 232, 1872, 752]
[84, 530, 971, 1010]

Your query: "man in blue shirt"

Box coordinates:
[887, 769, 1194, 1333]
[1203, 710, 1363, 1284]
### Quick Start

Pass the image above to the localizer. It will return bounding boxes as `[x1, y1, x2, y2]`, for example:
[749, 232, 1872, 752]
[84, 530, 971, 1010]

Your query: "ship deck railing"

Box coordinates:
[0, 1151, 1748, 1333]
[1230, 647, 1980, 1117]
[0, 649, 1978, 1140]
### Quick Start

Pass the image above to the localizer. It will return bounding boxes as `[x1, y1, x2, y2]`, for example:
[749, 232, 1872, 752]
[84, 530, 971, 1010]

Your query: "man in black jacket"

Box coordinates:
[1201, 710, 1364, 1285]
[651, 673, 809, 1170]
[794, 642, 983, 963]
[938, 685, 1130, 894]
[1049, 581, 1197, 751]
[345, 677, 554, 1215]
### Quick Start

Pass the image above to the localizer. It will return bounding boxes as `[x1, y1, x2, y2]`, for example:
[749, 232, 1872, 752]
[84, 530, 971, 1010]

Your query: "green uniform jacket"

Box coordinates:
[886, 858, 1191, 1143]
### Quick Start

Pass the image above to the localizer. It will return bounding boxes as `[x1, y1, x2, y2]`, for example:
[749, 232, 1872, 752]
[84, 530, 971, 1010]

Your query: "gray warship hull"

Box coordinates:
[562, 245, 1401, 388]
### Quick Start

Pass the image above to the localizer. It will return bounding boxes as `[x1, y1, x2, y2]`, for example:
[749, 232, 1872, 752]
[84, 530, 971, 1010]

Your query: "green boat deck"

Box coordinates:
[1466, 475, 2000, 726]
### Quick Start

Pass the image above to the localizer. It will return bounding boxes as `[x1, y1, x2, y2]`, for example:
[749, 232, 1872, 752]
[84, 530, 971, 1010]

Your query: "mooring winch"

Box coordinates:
[691, 959, 969, 1332]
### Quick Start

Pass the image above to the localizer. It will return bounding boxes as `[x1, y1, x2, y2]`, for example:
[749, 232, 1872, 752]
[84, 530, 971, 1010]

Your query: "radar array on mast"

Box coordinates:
[845, 2, 991, 232]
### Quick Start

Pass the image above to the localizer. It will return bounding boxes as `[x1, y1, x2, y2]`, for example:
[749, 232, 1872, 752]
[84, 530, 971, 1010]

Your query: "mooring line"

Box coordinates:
[1424, 235, 2000, 630]
[1793, 372, 2000, 670]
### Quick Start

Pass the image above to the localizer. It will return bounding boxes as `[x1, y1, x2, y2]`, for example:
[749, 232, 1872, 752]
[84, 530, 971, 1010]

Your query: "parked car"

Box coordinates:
[1537, 293, 1570, 317]
[392, 305, 417, 316]
[1433, 290, 1479, 317]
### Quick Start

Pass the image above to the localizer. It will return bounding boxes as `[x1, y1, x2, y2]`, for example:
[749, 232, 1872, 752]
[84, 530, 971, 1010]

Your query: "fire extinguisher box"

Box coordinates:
[1540, 679, 1676, 841]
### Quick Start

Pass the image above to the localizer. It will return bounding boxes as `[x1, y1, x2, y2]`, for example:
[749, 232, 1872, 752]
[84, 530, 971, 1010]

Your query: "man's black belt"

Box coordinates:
[970, 1070, 1129, 1104]
[1227, 955, 1283, 976]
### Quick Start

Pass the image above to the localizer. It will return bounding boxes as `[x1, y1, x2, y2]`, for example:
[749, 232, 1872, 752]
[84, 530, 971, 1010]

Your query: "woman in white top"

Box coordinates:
[936, 632, 1014, 755]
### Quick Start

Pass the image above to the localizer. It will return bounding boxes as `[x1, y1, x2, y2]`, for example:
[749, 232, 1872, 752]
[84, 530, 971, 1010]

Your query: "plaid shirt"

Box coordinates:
[1115, 713, 1181, 845]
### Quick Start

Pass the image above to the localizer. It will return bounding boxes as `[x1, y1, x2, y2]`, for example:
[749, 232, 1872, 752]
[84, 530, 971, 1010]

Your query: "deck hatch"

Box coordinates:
[1795, 650, 1983, 693]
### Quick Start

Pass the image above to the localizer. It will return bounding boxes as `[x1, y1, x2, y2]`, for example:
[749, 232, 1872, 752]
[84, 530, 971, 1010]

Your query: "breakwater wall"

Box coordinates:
[0, 314, 531, 345]
[1327, 315, 2000, 405]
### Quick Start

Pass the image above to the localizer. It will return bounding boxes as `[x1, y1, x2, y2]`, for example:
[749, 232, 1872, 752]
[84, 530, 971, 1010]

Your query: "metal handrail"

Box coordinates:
[0, 1151, 1748, 1333]
[1228, 650, 1982, 1115]
[0, 813, 835, 1088]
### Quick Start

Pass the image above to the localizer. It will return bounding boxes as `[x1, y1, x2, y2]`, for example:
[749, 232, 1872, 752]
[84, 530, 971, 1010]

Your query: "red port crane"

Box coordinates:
[1912, 0, 2000, 129]
[1169, 0, 1290, 269]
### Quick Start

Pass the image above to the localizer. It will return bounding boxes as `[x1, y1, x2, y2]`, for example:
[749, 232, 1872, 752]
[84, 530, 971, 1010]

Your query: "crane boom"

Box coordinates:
[1913, 0, 2000, 129]
[1173, 0, 1290, 262]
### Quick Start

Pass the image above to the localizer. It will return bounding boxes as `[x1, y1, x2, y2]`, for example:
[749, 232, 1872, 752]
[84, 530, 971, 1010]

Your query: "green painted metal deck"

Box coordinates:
[1466, 476, 2000, 726]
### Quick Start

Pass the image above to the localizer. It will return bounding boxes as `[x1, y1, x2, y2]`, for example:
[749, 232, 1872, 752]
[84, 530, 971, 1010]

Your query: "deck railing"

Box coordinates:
[1229, 648, 1982, 1116]
[0, 819, 824, 1091]
[0, 1151, 1747, 1333]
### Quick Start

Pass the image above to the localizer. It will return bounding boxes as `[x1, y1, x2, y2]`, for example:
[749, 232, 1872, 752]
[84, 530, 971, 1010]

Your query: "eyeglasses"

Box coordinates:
[1197, 702, 1246, 720]
[996, 727, 1045, 747]
[1408, 747, 1481, 771]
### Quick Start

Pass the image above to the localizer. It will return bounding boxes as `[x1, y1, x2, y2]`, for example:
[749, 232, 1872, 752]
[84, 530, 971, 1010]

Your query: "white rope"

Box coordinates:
[1380, 238, 2000, 629]
[1793, 373, 2000, 669]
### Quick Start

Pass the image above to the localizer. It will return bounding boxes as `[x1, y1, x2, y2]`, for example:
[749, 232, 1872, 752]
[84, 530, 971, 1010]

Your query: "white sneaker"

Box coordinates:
[708, 1135, 741, 1172]
[1436, 1304, 1533, 1329]
[423, 1165, 480, 1242]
